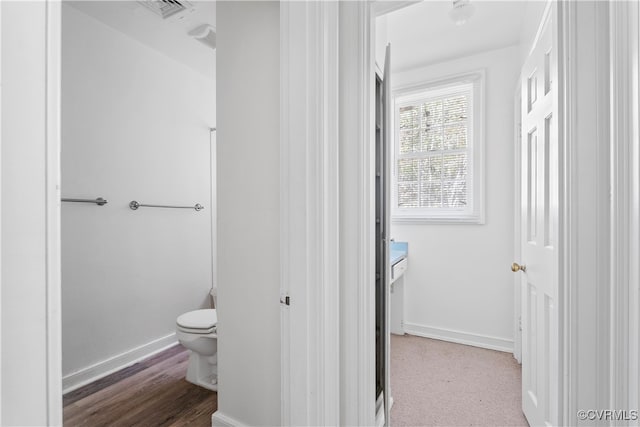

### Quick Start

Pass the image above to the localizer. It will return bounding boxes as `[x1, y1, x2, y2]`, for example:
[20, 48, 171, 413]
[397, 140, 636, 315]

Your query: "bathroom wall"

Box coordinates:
[61, 4, 215, 388]
[389, 46, 520, 351]
[215, 1, 281, 425]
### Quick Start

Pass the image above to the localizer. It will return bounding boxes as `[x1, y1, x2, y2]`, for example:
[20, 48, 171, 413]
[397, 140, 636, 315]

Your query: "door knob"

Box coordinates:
[511, 262, 526, 273]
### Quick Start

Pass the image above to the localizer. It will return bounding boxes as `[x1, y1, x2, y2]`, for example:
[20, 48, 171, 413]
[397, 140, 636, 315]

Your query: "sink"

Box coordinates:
[390, 241, 408, 265]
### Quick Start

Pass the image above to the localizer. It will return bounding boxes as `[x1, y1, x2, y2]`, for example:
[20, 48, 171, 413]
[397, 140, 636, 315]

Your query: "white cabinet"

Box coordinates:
[390, 258, 407, 335]
[391, 258, 407, 283]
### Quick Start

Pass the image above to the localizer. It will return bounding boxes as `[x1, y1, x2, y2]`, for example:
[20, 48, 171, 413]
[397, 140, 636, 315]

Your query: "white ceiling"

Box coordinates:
[68, 0, 525, 78]
[67, 1, 216, 78]
[381, 0, 528, 72]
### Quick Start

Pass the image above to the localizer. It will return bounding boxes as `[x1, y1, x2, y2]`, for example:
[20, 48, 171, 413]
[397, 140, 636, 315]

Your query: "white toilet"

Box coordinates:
[176, 289, 218, 391]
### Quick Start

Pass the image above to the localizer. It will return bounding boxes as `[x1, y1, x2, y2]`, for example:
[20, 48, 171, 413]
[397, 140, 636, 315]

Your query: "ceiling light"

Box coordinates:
[449, 0, 476, 26]
[189, 24, 216, 50]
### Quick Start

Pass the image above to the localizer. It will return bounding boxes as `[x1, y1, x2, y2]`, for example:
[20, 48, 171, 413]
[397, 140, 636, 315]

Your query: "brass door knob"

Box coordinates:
[511, 262, 526, 273]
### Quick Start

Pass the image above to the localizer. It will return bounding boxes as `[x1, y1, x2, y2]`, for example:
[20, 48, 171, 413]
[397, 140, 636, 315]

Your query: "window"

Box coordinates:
[392, 71, 484, 223]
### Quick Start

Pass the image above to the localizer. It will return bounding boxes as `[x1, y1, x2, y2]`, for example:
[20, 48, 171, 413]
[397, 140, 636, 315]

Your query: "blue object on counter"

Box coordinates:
[390, 241, 408, 265]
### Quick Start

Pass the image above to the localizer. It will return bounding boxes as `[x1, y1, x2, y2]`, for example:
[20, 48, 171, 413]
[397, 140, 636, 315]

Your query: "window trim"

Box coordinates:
[391, 69, 485, 224]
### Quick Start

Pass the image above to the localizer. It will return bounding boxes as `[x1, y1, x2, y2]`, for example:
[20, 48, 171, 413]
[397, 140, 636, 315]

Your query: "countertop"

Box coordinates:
[390, 241, 408, 265]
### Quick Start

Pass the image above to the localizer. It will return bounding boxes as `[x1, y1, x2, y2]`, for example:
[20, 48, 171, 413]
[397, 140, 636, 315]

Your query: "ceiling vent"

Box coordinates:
[137, 0, 192, 20]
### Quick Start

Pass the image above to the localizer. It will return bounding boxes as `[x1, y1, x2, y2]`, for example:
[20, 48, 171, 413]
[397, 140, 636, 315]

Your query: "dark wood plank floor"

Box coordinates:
[63, 345, 216, 427]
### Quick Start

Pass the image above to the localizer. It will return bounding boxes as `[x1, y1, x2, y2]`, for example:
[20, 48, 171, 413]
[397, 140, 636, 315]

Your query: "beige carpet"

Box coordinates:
[390, 334, 529, 427]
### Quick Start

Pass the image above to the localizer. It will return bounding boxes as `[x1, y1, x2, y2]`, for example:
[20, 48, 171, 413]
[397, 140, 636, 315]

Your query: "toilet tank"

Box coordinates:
[210, 286, 217, 309]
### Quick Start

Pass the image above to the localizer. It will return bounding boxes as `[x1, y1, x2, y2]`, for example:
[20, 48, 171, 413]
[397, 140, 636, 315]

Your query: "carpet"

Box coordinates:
[390, 334, 529, 427]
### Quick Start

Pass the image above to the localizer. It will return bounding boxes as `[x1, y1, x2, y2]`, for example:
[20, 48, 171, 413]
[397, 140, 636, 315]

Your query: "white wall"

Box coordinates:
[519, 1, 548, 63]
[1, 1, 55, 425]
[61, 4, 215, 385]
[215, 1, 281, 426]
[390, 46, 520, 351]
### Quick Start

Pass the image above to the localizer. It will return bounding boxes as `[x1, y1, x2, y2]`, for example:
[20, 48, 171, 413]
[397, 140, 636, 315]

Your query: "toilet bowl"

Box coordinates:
[176, 308, 218, 391]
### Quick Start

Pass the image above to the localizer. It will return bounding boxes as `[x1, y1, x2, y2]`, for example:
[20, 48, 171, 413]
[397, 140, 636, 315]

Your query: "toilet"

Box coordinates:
[176, 289, 218, 391]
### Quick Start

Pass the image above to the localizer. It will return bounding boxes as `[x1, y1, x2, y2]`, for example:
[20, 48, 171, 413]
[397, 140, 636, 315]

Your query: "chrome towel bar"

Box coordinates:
[62, 197, 108, 206]
[129, 201, 204, 211]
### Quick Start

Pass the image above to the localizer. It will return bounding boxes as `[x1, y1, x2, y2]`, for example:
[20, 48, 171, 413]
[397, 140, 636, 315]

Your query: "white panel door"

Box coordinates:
[382, 43, 392, 427]
[518, 6, 559, 427]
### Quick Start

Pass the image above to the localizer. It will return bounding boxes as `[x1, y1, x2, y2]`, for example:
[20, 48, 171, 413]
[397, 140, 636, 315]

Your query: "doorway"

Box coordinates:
[374, 1, 556, 424]
[59, 2, 216, 424]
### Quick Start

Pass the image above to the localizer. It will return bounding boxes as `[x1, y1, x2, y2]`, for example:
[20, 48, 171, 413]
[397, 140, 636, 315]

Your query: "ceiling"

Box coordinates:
[381, 0, 528, 72]
[67, 1, 216, 78]
[68, 0, 525, 78]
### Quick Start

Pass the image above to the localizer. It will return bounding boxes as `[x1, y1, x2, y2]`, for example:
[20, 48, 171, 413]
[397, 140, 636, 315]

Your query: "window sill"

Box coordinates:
[392, 214, 485, 225]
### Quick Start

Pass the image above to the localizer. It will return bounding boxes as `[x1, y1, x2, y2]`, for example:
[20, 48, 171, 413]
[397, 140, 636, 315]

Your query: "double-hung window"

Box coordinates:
[393, 71, 484, 223]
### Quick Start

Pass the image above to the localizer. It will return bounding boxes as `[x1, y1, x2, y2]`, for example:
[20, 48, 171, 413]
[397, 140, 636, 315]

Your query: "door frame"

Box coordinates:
[45, 1, 63, 423]
[512, 85, 522, 364]
[609, 0, 640, 415]
[280, 1, 377, 425]
[279, 1, 341, 425]
[283, 2, 608, 425]
[558, 1, 614, 421]
[337, 2, 377, 424]
[2, 0, 64, 424]
[280, 1, 618, 425]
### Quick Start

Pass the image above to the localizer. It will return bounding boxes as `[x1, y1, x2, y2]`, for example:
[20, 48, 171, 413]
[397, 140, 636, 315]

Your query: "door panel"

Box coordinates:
[520, 6, 559, 426]
[375, 43, 391, 427]
[383, 44, 391, 427]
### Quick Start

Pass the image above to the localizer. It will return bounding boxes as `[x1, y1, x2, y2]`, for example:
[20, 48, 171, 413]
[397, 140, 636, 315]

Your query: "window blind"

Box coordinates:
[396, 86, 472, 210]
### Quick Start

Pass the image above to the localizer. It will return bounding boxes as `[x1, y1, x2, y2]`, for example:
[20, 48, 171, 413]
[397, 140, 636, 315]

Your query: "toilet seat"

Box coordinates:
[177, 309, 217, 334]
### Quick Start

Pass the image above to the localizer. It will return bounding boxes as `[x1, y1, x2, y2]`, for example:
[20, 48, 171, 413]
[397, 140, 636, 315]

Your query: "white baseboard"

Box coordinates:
[403, 322, 514, 353]
[62, 332, 178, 394]
[212, 411, 247, 427]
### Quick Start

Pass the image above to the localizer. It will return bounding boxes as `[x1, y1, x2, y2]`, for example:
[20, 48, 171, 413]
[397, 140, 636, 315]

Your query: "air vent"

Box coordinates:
[138, 0, 191, 19]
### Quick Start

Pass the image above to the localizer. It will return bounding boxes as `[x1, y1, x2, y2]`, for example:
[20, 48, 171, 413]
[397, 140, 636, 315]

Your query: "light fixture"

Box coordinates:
[449, 0, 476, 26]
[188, 24, 216, 50]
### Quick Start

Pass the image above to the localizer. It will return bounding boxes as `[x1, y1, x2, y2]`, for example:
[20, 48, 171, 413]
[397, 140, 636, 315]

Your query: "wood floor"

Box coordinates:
[63, 345, 216, 427]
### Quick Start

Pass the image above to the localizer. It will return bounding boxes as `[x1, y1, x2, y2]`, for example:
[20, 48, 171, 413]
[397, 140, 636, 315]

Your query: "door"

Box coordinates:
[517, 6, 559, 427]
[382, 43, 391, 427]
[375, 43, 391, 427]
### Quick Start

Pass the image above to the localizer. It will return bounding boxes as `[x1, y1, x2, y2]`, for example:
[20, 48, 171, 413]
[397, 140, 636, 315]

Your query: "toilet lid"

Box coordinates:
[177, 309, 217, 330]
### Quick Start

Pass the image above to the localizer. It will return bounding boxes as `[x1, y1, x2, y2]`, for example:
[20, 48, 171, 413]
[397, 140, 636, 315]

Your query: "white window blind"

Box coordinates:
[393, 73, 484, 223]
